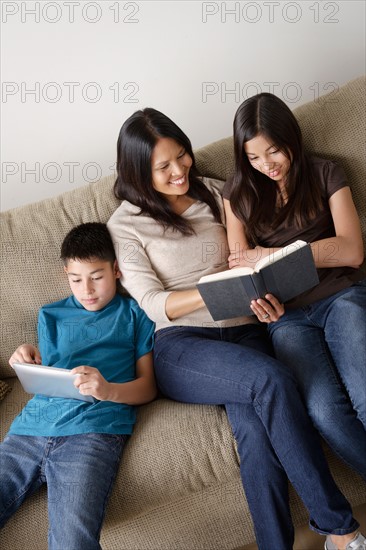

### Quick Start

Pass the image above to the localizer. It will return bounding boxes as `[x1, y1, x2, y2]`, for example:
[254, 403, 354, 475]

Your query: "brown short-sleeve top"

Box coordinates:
[223, 157, 364, 308]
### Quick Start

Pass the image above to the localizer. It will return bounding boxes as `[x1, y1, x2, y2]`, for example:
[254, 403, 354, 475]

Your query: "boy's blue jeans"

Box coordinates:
[0, 432, 127, 549]
[154, 324, 359, 550]
[268, 280, 366, 479]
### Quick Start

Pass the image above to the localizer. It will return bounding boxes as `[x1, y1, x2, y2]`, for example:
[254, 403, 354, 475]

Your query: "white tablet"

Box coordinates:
[12, 362, 94, 403]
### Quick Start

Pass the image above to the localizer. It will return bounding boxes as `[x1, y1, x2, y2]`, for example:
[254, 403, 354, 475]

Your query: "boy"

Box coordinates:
[0, 223, 156, 550]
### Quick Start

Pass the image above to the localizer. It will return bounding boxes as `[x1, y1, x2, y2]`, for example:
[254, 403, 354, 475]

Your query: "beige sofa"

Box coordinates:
[1, 76, 365, 550]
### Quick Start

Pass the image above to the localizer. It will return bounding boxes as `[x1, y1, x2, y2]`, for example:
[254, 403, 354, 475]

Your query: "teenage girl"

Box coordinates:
[223, 93, 366, 493]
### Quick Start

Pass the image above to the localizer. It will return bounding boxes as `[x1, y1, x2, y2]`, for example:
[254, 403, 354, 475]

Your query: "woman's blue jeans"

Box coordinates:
[268, 280, 366, 479]
[154, 324, 358, 550]
[0, 432, 127, 549]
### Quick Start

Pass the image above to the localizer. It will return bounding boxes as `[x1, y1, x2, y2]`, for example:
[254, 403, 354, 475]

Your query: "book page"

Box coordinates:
[254, 240, 308, 272]
[198, 266, 254, 283]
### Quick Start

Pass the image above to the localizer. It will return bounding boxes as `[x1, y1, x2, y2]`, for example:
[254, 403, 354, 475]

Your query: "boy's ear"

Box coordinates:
[114, 260, 122, 278]
[63, 265, 68, 274]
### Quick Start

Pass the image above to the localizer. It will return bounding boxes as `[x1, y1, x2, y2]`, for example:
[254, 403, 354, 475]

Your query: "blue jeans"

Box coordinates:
[0, 432, 127, 549]
[268, 280, 366, 479]
[154, 324, 359, 550]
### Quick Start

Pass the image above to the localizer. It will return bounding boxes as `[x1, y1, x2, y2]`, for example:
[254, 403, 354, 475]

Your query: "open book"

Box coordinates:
[197, 240, 319, 321]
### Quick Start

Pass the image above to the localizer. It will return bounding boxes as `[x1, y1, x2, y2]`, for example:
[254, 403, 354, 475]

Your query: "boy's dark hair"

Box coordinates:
[60, 223, 116, 265]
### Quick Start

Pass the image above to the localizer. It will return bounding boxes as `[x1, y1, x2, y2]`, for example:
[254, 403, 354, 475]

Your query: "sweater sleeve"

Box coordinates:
[130, 301, 155, 359]
[107, 208, 172, 325]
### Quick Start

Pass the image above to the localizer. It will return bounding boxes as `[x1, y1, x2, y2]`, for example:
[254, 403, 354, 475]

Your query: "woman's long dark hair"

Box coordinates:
[231, 93, 323, 245]
[114, 108, 222, 235]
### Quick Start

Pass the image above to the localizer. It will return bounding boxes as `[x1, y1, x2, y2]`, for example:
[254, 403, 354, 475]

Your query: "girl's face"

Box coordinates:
[244, 134, 291, 188]
[151, 137, 192, 201]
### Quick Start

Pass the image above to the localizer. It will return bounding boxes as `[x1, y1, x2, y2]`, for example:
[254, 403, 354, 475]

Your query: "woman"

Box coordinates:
[223, 93, 366, 484]
[107, 107, 364, 550]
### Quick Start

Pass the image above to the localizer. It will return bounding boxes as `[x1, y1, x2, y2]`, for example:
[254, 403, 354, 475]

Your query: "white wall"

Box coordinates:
[1, 0, 365, 211]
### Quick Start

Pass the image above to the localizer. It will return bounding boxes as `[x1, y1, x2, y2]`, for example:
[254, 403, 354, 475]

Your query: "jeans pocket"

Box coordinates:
[155, 326, 187, 341]
[154, 326, 188, 361]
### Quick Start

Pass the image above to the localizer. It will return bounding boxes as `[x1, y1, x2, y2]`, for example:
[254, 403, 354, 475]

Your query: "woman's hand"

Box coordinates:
[9, 344, 41, 367]
[250, 294, 284, 324]
[71, 366, 110, 401]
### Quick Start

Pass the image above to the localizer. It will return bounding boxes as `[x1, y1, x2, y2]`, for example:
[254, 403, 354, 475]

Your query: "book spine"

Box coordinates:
[238, 275, 259, 298]
[258, 268, 280, 298]
[249, 272, 268, 299]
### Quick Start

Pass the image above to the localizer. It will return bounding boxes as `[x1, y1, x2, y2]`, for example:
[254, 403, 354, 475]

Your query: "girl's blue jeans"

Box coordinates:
[154, 323, 359, 550]
[268, 279, 366, 479]
[0, 432, 127, 549]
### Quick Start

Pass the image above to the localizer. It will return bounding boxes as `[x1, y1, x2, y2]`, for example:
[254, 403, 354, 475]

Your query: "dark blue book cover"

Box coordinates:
[197, 242, 319, 321]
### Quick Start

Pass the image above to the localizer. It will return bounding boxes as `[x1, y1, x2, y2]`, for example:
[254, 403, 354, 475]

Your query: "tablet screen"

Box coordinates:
[12, 362, 94, 403]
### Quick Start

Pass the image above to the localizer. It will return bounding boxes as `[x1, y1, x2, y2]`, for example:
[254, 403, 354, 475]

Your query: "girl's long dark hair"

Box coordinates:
[114, 108, 222, 235]
[231, 93, 323, 245]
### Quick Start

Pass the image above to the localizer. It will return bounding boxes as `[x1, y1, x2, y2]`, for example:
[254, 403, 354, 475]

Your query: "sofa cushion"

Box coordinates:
[1, 378, 365, 550]
[0, 378, 254, 549]
[0, 380, 11, 401]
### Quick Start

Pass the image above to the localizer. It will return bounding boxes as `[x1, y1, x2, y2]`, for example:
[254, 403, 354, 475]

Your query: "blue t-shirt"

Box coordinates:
[9, 294, 155, 436]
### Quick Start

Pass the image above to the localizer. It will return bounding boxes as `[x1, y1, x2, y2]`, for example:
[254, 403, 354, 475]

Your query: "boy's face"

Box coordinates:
[64, 258, 121, 312]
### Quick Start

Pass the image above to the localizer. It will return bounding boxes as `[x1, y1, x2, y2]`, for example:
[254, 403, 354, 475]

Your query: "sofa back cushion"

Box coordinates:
[0, 76, 365, 378]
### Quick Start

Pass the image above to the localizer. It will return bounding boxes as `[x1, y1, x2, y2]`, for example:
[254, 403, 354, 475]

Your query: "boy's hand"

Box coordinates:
[71, 366, 110, 401]
[9, 344, 42, 367]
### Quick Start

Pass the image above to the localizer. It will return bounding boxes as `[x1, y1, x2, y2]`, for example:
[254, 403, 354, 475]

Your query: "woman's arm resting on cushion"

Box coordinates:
[225, 189, 364, 270]
[310, 187, 364, 269]
[165, 289, 205, 320]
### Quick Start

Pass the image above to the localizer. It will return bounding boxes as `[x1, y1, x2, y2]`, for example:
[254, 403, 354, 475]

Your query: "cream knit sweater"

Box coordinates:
[107, 178, 254, 331]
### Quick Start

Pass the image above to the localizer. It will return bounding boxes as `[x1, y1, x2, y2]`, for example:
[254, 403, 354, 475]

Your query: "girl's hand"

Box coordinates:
[9, 344, 42, 367]
[71, 366, 110, 401]
[228, 246, 269, 269]
[250, 294, 284, 324]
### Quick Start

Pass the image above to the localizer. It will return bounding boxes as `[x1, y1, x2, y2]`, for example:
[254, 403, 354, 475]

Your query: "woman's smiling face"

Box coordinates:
[151, 137, 192, 201]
